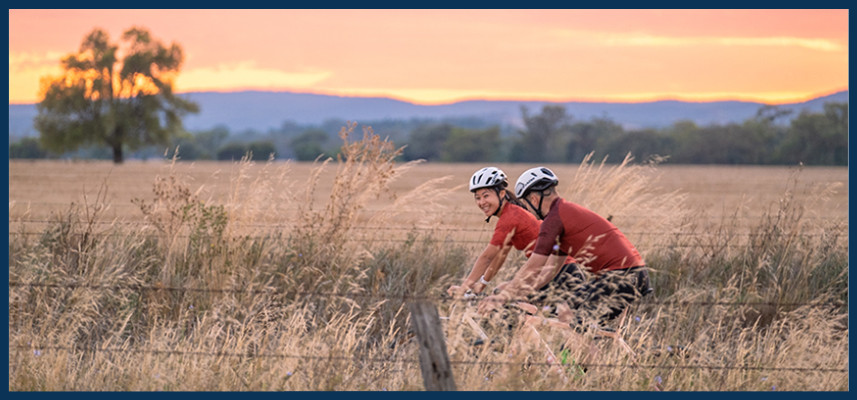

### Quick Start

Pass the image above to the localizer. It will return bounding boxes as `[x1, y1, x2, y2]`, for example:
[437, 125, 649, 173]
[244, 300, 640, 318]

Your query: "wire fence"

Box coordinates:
[8, 214, 849, 382]
[9, 344, 848, 374]
[9, 281, 848, 379]
[11, 231, 844, 248]
[7, 281, 848, 310]
[7, 217, 848, 248]
[6, 197, 849, 216]
[10, 212, 849, 224]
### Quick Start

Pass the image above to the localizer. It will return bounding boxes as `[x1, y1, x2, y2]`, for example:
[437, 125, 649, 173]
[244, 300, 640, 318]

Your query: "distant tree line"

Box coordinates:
[10, 102, 847, 166]
[498, 101, 847, 166]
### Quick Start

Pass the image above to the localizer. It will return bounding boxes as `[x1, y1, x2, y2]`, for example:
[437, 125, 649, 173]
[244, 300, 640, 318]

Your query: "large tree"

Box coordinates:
[35, 27, 198, 163]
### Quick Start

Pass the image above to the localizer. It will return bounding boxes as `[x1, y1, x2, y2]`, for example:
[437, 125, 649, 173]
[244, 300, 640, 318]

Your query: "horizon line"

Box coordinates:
[9, 87, 848, 107]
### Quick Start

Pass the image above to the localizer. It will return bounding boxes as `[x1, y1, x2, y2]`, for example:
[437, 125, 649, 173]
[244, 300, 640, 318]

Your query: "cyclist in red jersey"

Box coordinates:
[447, 167, 571, 298]
[478, 166, 651, 328]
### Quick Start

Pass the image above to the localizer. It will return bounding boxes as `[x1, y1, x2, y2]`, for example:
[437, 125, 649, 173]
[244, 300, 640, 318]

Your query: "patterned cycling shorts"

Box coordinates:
[529, 263, 652, 326]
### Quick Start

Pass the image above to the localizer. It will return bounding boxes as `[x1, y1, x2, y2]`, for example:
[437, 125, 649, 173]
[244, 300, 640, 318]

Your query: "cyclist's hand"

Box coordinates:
[472, 282, 487, 294]
[446, 285, 462, 297]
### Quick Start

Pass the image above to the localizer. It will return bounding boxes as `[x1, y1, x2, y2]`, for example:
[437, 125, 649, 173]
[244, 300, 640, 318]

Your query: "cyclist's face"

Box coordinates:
[473, 188, 501, 217]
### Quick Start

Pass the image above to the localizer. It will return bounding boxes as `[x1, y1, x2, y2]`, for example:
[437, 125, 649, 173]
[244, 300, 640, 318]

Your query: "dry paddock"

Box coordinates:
[9, 160, 847, 244]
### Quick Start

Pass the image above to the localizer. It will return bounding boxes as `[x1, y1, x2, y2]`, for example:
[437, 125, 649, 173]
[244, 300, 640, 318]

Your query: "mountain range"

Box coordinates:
[8, 89, 848, 139]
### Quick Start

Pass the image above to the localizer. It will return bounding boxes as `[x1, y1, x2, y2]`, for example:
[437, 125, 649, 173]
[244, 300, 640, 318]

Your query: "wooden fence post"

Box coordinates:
[408, 301, 457, 391]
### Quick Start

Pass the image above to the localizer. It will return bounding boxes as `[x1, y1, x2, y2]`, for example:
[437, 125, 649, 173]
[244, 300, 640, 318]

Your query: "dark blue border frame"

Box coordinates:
[4, 5, 853, 397]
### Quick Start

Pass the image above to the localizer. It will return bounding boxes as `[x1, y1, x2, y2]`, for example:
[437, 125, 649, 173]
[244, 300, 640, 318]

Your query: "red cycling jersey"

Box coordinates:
[491, 202, 575, 264]
[490, 202, 541, 257]
[533, 198, 643, 273]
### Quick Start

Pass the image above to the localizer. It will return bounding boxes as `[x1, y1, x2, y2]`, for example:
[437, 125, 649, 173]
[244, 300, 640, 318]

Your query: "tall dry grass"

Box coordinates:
[8, 127, 848, 391]
[562, 153, 689, 247]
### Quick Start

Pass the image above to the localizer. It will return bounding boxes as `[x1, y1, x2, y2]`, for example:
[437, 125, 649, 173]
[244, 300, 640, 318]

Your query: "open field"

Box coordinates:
[8, 147, 849, 391]
[8, 159, 849, 243]
[9, 160, 849, 216]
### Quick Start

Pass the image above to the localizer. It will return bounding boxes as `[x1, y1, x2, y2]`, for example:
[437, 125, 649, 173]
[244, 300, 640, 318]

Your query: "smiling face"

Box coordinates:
[473, 187, 502, 217]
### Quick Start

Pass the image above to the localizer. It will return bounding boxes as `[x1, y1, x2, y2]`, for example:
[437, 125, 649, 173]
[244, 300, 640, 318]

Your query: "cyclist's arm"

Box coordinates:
[455, 243, 500, 292]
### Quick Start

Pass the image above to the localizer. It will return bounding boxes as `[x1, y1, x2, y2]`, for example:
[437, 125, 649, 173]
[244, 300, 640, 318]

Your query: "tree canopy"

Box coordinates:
[35, 26, 198, 163]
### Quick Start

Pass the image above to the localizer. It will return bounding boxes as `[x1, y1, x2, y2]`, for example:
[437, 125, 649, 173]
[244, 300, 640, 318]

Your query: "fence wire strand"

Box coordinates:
[7, 281, 846, 309]
[9, 282, 848, 378]
[8, 215, 848, 382]
[10, 345, 847, 374]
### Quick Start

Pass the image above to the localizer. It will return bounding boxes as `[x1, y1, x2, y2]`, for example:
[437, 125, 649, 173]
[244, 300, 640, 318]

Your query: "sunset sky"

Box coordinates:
[8, 9, 849, 105]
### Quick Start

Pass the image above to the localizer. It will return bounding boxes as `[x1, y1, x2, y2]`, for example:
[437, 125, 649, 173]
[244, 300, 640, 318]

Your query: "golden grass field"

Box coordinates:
[9, 159, 848, 238]
[7, 140, 850, 392]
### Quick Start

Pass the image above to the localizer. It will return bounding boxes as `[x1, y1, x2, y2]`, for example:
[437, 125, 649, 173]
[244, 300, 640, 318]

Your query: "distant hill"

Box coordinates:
[8, 90, 848, 139]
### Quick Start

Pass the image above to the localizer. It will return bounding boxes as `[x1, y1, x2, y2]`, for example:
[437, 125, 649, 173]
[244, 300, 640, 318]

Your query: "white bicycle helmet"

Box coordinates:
[515, 167, 558, 220]
[469, 167, 508, 192]
[515, 167, 559, 198]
